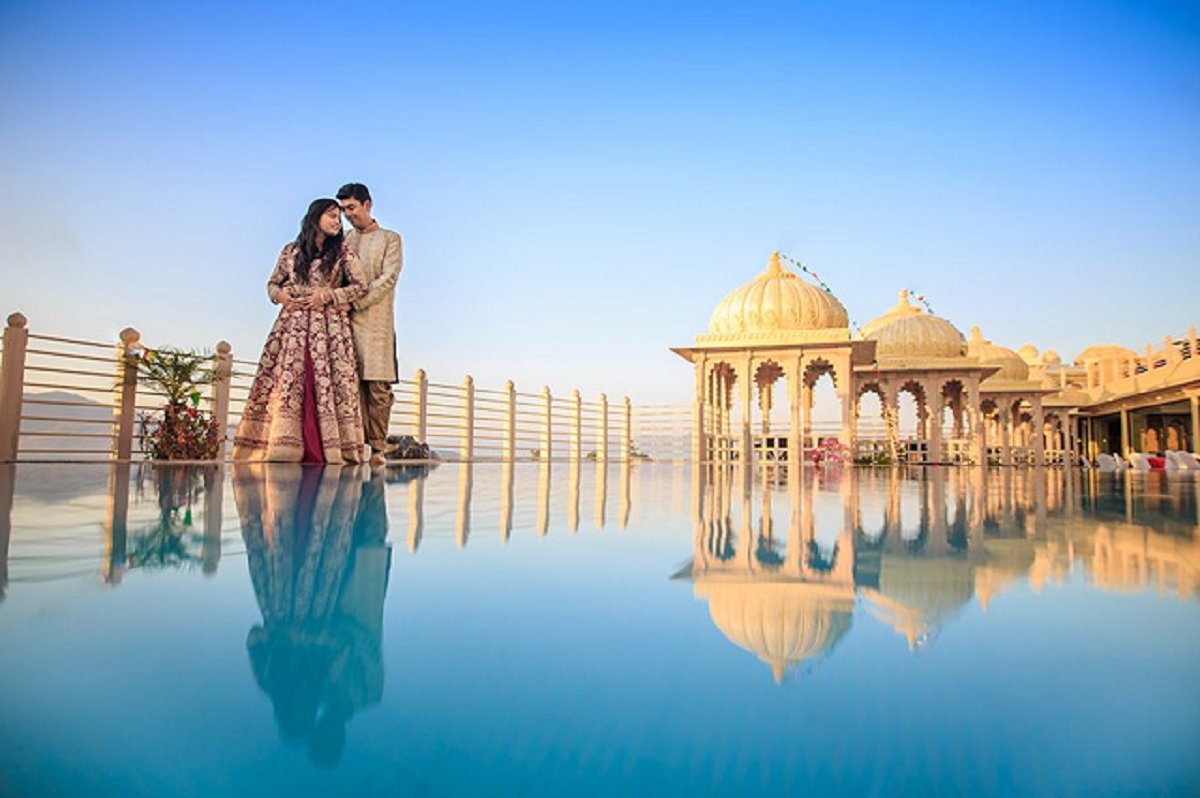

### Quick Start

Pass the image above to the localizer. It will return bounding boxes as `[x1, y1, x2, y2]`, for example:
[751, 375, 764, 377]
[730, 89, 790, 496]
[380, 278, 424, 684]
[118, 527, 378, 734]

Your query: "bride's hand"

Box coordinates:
[283, 288, 312, 310]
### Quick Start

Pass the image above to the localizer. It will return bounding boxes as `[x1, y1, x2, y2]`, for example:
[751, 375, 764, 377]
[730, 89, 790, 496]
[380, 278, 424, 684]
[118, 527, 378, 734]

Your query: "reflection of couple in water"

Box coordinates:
[232, 183, 403, 467]
[233, 464, 395, 766]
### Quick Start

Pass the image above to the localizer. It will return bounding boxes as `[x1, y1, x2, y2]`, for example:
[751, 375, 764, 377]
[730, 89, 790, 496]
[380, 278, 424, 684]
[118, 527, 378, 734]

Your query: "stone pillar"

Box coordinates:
[413, 368, 428, 442]
[1000, 402, 1012, 467]
[503, 380, 516, 462]
[541, 386, 553, 461]
[740, 355, 754, 465]
[802, 380, 814, 450]
[838, 360, 855, 451]
[596, 392, 609, 462]
[622, 396, 632, 462]
[1120, 408, 1130, 457]
[788, 356, 802, 468]
[696, 355, 700, 460]
[570, 389, 582, 462]
[927, 379, 943, 464]
[460, 375, 474, 462]
[1032, 397, 1045, 467]
[0, 313, 29, 463]
[114, 328, 141, 461]
[210, 341, 233, 461]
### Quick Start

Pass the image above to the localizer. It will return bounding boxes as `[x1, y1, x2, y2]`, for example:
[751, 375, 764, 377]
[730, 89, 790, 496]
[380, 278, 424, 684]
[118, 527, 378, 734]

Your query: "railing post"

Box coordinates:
[541, 386, 552, 461]
[503, 380, 516, 462]
[596, 392, 608, 461]
[622, 396, 632, 461]
[413, 368, 428, 442]
[0, 313, 30, 463]
[114, 328, 141, 461]
[211, 341, 232, 460]
[570, 389, 581, 462]
[461, 375, 474, 461]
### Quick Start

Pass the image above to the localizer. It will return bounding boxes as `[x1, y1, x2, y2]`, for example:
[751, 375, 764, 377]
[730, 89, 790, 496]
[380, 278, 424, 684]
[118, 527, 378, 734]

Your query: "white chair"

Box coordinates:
[1164, 451, 1183, 472]
[1168, 450, 1198, 472]
[1127, 452, 1151, 471]
[1097, 453, 1119, 472]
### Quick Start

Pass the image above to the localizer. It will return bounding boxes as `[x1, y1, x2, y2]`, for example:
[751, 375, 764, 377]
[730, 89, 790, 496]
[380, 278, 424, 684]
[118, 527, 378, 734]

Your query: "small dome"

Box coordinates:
[1017, 343, 1040, 365]
[860, 290, 965, 360]
[707, 252, 849, 338]
[1041, 349, 1061, 366]
[968, 327, 1029, 381]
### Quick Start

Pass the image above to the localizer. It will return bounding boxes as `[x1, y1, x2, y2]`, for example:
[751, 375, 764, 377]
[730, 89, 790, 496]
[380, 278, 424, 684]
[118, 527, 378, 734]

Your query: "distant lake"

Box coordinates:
[1, 462, 1197, 797]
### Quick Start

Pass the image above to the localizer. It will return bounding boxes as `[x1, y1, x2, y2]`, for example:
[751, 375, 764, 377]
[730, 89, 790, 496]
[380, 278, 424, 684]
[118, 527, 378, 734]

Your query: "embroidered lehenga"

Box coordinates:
[233, 242, 369, 464]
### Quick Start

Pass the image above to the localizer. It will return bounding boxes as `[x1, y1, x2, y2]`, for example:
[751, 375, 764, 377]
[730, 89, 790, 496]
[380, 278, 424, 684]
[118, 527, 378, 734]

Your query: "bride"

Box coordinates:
[233, 198, 369, 463]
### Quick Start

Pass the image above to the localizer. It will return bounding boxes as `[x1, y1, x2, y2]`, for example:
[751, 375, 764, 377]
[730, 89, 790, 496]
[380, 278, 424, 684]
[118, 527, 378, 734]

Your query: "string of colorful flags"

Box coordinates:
[776, 253, 940, 337]
[905, 289, 936, 317]
[777, 252, 865, 335]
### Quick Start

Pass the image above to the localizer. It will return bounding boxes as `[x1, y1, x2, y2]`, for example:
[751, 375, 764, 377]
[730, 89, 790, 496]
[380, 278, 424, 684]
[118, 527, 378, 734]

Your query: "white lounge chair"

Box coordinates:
[1167, 450, 1199, 472]
[1097, 453, 1120, 473]
[1128, 452, 1151, 471]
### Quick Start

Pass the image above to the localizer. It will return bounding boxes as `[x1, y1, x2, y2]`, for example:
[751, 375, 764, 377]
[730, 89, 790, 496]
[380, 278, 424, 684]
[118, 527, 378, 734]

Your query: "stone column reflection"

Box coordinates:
[0, 463, 13, 601]
[619, 458, 631, 529]
[201, 465, 224, 576]
[407, 466, 425, 553]
[594, 460, 608, 530]
[455, 462, 472, 549]
[568, 457, 580, 532]
[500, 459, 514, 542]
[537, 458, 550, 536]
[104, 462, 132, 583]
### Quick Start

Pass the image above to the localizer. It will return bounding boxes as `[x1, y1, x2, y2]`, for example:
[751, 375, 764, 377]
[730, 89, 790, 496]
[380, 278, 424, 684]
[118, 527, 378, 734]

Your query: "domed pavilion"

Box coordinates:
[671, 252, 876, 464]
[673, 256, 1061, 465]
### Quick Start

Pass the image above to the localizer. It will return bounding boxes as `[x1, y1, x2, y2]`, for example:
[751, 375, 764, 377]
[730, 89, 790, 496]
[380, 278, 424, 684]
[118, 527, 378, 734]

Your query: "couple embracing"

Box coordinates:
[232, 183, 403, 467]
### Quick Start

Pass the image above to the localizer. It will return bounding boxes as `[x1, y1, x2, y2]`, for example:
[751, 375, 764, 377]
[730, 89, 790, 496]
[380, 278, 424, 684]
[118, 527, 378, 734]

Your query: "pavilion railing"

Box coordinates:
[0, 312, 693, 463]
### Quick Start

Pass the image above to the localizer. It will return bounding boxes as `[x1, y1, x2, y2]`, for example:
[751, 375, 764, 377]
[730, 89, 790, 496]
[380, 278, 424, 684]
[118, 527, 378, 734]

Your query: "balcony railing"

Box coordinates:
[0, 313, 692, 463]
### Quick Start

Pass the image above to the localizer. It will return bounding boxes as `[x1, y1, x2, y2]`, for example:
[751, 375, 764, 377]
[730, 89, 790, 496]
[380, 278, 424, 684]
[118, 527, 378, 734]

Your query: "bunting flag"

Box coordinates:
[778, 251, 863, 335]
[777, 252, 836, 296]
[906, 289, 935, 316]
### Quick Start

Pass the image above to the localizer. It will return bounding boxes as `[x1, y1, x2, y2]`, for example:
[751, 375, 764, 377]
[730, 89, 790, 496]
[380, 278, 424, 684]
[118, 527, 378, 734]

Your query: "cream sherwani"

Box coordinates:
[346, 224, 404, 382]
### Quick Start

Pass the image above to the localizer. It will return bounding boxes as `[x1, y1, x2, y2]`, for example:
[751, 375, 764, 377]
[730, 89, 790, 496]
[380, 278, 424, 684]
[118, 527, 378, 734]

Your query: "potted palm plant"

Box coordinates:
[133, 346, 227, 460]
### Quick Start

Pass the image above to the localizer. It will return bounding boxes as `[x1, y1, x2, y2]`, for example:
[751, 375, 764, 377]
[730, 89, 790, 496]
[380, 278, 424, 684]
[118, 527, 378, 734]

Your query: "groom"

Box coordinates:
[337, 182, 404, 467]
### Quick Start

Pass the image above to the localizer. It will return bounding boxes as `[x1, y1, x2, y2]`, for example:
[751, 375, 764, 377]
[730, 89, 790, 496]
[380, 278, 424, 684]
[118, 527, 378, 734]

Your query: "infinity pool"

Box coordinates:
[1, 462, 1198, 797]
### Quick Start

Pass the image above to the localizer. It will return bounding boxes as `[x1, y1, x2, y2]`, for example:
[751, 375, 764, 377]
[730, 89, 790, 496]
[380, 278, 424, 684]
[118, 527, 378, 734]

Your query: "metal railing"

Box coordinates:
[0, 313, 693, 463]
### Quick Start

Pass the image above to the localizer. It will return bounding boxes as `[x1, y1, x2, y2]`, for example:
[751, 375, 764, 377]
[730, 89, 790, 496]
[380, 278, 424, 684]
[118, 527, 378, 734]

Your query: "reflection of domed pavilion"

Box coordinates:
[698, 581, 854, 683]
[672, 255, 1057, 465]
[861, 556, 974, 649]
[682, 459, 1200, 681]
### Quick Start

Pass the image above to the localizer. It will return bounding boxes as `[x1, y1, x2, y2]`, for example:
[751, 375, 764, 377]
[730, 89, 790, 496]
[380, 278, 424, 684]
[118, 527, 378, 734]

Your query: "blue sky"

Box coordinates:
[1, 0, 1197, 405]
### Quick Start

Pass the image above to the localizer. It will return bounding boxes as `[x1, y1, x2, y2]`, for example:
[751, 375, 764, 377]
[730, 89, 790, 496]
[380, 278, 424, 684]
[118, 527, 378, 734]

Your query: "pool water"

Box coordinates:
[1, 461, 1198, 797]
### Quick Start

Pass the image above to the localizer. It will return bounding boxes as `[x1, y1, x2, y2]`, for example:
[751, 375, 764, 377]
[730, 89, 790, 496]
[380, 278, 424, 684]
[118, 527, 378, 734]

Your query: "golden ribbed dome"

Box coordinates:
[968, 326, 1029, 381]
[697, 582, 853, 683]
[860, 290, 965, 360]
[706, 253, 849, 341]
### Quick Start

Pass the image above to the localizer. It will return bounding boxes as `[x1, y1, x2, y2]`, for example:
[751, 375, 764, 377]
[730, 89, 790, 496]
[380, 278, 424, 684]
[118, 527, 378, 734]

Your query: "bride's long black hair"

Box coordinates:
[294, 198, 344, 283]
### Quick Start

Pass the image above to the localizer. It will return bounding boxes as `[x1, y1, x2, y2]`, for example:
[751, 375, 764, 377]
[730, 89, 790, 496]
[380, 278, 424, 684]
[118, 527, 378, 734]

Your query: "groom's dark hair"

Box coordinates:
[336, 183, 371, 203]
